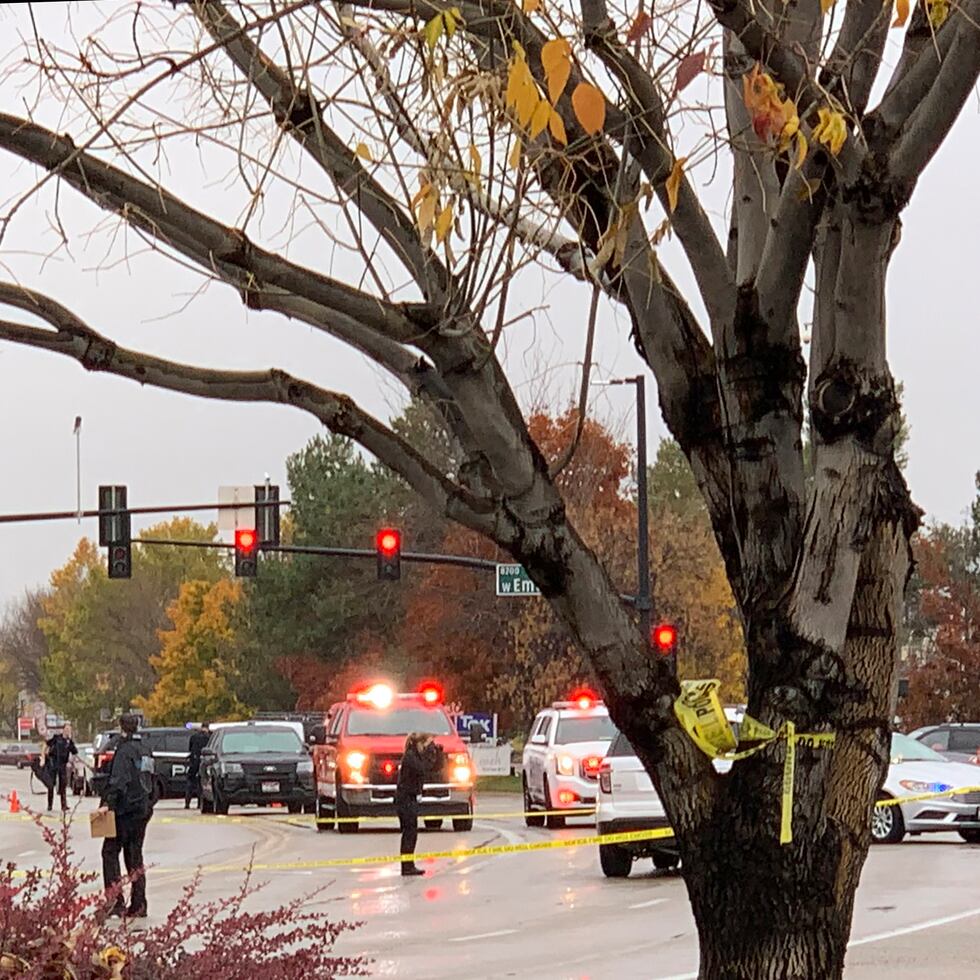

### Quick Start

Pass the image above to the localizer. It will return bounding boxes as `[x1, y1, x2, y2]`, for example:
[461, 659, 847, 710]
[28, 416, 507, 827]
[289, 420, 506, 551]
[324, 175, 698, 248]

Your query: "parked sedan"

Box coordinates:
[872, 733, 980, 844]
[0, 742, 32, 767]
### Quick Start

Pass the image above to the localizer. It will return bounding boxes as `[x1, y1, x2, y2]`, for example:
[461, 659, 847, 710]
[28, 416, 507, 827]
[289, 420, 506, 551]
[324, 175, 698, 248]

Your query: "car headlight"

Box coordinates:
[297, 759, 314, 774]
[556, 754, 576, 776]
[220, 762, 243, 775]
[898, 779, 952, 794]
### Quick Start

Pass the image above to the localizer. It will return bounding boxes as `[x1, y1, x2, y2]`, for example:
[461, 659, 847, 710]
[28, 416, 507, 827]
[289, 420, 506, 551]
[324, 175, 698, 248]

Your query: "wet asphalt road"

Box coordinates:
[2, 765, 978, 979]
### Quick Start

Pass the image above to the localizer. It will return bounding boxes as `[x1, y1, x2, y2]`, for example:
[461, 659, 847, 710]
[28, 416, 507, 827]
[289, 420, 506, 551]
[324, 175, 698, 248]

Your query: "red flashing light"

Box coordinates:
[236, 528, 257, 553]
[570, 687, 598, 710]
[582, 756, 603, 776]
[377, 528, 400, 556]
[418, 681, 443, 705]
[652, 623, 677, 653]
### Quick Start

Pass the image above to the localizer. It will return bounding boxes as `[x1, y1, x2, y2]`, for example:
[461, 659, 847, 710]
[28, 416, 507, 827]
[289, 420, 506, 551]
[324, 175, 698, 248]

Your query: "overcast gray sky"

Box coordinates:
[1, 4, 978, 609]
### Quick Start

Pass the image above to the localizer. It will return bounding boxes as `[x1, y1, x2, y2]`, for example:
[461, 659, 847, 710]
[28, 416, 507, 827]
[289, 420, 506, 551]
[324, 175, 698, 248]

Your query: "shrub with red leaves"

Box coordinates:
[0, 815, 368, 979]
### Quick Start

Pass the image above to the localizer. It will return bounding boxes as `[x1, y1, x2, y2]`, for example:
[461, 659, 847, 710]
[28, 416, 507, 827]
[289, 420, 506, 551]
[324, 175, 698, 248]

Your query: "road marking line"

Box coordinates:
[17, 850, 37, 857]
[448, 928, 517, 943]
[629, 898, 668, 910]
[654, 905, 980, 980]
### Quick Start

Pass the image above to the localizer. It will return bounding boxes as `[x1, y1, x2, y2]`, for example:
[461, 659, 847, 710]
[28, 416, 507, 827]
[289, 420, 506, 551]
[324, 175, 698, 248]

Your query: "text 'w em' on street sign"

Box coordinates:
[495, 563, 541, 597]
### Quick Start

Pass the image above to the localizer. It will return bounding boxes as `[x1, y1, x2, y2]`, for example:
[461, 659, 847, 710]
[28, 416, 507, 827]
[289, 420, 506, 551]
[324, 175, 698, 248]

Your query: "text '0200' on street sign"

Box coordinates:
[496, 564, 541, 597]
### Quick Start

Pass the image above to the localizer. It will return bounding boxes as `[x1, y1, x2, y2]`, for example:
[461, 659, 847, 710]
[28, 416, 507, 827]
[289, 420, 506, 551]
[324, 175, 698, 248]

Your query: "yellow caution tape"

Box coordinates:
[674, 679, 836, 845]
[875, 784, 980, 807]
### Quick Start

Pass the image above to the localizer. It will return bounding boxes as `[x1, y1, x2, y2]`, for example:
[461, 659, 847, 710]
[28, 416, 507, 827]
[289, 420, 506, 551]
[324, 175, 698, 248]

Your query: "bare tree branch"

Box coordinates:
[819, 0, 890, 118]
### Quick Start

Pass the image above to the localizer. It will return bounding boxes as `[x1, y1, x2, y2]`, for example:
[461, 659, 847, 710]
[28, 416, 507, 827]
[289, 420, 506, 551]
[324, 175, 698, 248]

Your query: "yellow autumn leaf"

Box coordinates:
[522, 0, 541, 11]
[541, 38, 571, 105]
[892, 0, 910, 27]
[423, 14, 443, 51]
[821, 0, 836, 11]
[665, 157, 686, 214]
[469, 143, 482, 177]
[354, 142, 373, 162]
[505, 58, 526, 108]
[548, 108, 568, 145]
[417, 190, 438, 233]
[515, 80, 539, 128]
[508, 137, 522, 170]
[926, 0, 949, 26]
[529, 99, 551, 138]
[442, 7, 461, 38]
[571, 82, 605, 136]
[794, 130, 808, 170]
[812, 106, 847, 157]
[410, 181, 432, 210]
[435, 203, 454, 243]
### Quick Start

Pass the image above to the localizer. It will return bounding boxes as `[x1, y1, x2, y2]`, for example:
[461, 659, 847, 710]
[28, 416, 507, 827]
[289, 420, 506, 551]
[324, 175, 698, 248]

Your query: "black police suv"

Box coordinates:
[199, 723, 315, 815]
[91, 727, 194, 802]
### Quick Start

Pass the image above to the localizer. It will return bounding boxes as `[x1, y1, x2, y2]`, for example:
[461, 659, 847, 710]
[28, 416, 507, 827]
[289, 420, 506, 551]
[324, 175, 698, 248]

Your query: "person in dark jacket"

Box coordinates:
[45, 724, 78, 812]
[395, 732, 442, 877]
[97, 714, 152, 918]
[184, 723, 210, 809]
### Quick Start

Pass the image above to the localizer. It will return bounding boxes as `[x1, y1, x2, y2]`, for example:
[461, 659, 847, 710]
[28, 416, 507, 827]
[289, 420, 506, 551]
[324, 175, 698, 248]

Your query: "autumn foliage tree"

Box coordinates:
[1, 2, 977, 977]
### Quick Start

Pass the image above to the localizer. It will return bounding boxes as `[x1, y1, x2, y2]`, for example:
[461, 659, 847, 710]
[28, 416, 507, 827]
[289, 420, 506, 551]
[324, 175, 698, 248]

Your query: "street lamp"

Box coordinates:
[600, 375, 651, 641]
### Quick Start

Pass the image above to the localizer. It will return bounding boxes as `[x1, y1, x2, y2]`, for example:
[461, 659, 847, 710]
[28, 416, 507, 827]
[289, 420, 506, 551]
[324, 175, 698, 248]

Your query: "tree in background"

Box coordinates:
[1, 3, 975, 973]
[902, 474, 980, 729]
[0, 587, 48, 696]
[38, 520, 225, 734]
[137, 578, 250, 725]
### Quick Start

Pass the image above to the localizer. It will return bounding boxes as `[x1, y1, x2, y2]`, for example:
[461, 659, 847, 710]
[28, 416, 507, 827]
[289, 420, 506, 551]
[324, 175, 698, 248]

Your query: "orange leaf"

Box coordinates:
[530, 98, 551, 138]
[892, 0, 910, 26]
[508, 138, 522, 170]
[541, 38, 571, 105]
[522, 0, 541, 11]
[548, 108, 568, 145]
[571, 82, 605, 136]
[665, 157, 686, 214]
[625, 12, 653, 45]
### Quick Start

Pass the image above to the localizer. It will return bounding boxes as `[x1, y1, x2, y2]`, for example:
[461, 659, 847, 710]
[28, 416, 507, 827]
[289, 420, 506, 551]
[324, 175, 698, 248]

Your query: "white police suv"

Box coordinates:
[522, 690, 617, 828]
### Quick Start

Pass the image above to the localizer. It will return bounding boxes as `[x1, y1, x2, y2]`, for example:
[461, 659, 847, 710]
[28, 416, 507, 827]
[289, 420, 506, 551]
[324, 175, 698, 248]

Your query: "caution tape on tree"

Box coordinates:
[674, 679, 835, 845]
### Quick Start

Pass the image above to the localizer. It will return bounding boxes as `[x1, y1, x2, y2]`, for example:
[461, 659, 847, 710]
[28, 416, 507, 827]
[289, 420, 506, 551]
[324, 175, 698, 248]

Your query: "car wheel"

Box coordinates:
[315, 796, 334, 832]
[287, 802, 303, 814]
[599, 843, 632, 878]
[424, 818, 443, 830]
[959, 829, 980, 844]
[871, 795, 905, 844]
[523, 776, 545, 828]
[543, 778, 565, 829]
[452, 813, 474, 832]
[151, 778, 165, 806]
[652, 850, 680, 871]
[336, 780, 358, 833]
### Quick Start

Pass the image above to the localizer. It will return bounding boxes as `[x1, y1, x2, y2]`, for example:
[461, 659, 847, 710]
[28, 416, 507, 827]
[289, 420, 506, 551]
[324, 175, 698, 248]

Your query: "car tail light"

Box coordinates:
[97, 751, 115, 769]
[598, 760, 612, 795]
[382, 760, 397, 778]
[581, 756, 603, 779]
[557, 789, 577, 805]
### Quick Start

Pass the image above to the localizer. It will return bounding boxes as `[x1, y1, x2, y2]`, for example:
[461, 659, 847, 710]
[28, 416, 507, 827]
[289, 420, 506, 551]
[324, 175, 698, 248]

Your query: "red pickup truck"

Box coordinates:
[311, 682, 474, 833]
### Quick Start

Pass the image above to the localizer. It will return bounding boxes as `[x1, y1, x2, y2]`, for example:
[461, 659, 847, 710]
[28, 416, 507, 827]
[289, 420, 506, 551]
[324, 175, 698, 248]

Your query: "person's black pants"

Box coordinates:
[184, 766, 200, 807]
[397, 799, 419, 871]
[102, 813, 150, 913]
[47, 767, 67, 811]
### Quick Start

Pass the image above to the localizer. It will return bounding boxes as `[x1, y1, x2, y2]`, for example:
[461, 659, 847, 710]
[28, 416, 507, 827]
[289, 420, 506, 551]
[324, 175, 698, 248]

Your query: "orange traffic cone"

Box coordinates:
[9, 789, 20, 814]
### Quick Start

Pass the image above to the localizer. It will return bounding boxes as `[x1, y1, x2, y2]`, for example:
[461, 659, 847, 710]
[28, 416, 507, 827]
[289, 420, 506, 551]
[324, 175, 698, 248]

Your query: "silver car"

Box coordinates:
[909, 723, 980, 766]
[872, 733, 980, 844]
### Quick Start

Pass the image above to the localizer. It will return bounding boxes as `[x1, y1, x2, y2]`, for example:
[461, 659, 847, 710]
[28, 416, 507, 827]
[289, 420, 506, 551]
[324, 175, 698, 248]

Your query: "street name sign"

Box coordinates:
[495, 563, 541, 597]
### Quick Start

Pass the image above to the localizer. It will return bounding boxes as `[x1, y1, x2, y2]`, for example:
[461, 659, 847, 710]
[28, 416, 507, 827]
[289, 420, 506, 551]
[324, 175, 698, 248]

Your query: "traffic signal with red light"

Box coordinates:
[651, 623, 678, 654]
[376, 527, 401, 581]
[235, 528, 258, 577]
[99, 485, 131, 579]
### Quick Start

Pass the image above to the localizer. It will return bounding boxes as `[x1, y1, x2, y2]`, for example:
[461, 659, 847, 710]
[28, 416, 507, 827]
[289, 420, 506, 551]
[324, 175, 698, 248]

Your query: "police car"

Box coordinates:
[522, 690, 617, 828]
[310, 682, 475, 833]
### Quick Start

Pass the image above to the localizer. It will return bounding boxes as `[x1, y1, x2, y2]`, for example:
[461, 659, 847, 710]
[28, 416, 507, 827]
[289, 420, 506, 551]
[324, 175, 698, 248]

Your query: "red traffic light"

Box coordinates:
[235, 528, 257, 553]
[377, 528, 400, 556]
[652, 623, 677, 652]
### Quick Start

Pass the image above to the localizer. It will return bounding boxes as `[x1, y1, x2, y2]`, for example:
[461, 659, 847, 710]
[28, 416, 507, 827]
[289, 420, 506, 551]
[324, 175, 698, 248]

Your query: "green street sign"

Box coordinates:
[495, 563, 541, 597]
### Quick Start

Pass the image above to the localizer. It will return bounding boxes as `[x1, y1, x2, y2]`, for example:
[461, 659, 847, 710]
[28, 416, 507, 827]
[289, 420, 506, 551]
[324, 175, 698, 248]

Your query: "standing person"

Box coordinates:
[184, 723, 210, 809]
[96, 714, 152, 919]
[395, 732, 441, 877]
[45, 724, 77, 812]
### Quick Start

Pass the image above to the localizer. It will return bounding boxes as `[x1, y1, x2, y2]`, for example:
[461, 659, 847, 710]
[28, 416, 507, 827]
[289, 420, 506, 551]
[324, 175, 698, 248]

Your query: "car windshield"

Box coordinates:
[892, 733, 946, 763]
[346, 707, 453, 736]
[221, 730, 302, 754]
[555, 715, 617, 744]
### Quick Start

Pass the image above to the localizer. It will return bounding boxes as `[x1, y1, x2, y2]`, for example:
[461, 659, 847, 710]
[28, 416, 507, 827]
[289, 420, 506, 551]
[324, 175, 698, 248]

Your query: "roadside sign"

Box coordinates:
[495, 563, 541, 597]
[456, 712, 497, 741]
[217, 485, 255, 532]
[17, 717, 32, 739]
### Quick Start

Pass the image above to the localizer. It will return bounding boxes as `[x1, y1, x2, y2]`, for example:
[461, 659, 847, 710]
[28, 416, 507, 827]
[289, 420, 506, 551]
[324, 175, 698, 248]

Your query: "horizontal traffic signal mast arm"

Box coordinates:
[0, 499, 290, 526]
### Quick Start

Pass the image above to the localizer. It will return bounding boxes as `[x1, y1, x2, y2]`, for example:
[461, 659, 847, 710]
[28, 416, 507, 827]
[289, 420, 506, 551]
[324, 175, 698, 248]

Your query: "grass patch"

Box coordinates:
[476, 774, 522, 793]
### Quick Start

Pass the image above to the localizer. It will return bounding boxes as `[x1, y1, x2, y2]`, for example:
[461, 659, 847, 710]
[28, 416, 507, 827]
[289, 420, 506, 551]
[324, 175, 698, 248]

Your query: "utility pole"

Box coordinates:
[606, 376, 651, 641]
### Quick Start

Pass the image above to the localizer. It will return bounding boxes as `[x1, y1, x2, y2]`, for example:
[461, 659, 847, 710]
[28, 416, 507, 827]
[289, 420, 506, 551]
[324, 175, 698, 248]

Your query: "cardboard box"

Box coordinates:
[89, 809, 117, 839]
